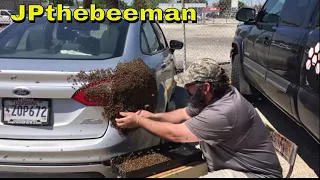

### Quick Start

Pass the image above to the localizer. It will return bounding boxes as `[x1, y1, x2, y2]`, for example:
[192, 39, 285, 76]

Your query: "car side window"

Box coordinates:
[258, 0, 286, 24]
[151, 22, 167, 49]
[1, 11, 9, 16]
[141, 30, 150, 53]
[141, 21, 161, 54]
[280, 0, 312, 27]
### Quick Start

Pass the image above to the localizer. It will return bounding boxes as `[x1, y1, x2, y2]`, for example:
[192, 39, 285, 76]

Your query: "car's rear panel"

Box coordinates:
[0, 15, 167, 177]
[0, 58, 121, 140]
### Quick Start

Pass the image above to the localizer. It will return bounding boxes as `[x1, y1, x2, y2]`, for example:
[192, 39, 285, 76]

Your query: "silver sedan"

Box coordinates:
[0, 16, 183, 177]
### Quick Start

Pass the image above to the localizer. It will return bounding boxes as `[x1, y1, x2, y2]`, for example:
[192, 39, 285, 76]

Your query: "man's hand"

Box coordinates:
[116, 112, 140, 129]
[135, 110, 153, 119]
[116, 111, 200, 143]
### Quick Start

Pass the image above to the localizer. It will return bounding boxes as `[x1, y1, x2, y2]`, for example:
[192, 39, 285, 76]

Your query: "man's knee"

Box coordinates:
[200, 169, 248, 178]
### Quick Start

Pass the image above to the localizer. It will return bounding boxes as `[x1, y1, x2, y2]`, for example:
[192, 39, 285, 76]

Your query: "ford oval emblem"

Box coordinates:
[12, 88, 31, 96]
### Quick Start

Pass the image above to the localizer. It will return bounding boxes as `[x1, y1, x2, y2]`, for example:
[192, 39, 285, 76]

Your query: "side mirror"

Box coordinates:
[170, 40, 183, 50]
[236, 8, 256, 23]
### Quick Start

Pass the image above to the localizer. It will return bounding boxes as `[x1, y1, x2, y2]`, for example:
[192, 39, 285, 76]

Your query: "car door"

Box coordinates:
[266, 0, 316, 119]
[297, 4, 319, 141]
[243, 0, 285, 94]
[140, 21, 174, 113]
[151, 22, 176, 106]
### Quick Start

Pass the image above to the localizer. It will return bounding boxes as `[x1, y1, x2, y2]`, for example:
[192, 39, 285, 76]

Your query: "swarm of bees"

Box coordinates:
[68, 58, 158, 134]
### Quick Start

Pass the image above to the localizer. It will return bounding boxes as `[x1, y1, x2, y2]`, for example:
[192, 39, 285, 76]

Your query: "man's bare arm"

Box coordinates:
[137, 116, 200, 143]
[150, 108, 191, 124]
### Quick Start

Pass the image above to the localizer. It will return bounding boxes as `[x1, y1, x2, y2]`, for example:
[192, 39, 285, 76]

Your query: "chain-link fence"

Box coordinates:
[157, 0, 266, 76]
[0, 0, 265, 75]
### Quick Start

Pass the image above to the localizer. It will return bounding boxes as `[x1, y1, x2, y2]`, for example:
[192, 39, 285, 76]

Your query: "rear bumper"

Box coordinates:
[0, 127, 162, 177]
[0, 164, 112, 178]
[0, 124, 127, 164]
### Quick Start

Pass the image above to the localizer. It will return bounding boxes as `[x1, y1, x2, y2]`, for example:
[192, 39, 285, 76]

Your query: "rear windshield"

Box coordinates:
[0, 17, 129, 60]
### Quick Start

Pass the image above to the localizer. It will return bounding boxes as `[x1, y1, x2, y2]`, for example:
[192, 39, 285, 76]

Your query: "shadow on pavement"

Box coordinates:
[250, 97, 320, 177]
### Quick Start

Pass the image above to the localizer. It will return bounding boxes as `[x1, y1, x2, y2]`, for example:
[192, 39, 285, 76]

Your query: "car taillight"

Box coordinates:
[71, 79, 109, 106]
[72, 90, 101, 106]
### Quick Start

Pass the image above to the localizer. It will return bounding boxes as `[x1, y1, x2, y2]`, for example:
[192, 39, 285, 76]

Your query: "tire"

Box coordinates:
[231, 54, 241, 91]
[231, 54, 262, 101]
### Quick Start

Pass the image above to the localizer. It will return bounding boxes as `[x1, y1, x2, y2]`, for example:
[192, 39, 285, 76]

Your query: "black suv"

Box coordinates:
[230, 0, 319, 143]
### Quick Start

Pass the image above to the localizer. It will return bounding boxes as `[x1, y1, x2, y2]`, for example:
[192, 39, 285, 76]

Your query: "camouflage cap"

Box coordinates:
[174, 58, 223, 86]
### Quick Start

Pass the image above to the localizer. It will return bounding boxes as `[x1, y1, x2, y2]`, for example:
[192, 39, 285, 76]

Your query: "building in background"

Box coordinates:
[231, 0, 239, 11]
[202, 7, 221, 18]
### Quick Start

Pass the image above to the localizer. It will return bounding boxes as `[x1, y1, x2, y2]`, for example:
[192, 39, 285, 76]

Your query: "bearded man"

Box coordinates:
[116, 58, 283, 178]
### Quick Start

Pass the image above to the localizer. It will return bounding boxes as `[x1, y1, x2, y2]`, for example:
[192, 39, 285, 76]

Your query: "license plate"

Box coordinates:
[2, 98, 51, 126]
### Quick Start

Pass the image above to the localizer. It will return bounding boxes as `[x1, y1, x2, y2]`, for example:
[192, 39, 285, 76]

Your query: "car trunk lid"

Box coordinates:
[0, 57, 120, 140]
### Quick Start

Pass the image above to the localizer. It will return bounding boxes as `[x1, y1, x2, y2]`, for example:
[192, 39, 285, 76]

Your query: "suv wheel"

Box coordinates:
[231, 54, 241, 90]
[231, 54, 262, 101]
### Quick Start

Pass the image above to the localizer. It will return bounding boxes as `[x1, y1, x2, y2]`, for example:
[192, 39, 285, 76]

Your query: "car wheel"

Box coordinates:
[231, 54, 241, 91]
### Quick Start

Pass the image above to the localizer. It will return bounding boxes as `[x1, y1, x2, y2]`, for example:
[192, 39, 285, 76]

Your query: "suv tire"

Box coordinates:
[231, 54, 241, 90]
[231, 54, 262, 101]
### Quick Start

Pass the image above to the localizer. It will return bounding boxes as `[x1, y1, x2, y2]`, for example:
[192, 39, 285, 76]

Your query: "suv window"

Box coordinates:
[151, 23, 167, 49]
[1, 11, 9, 16]
[280, 0, 312, 27]
[259, 0, 286, 24]
[141, 21, 161, 54]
